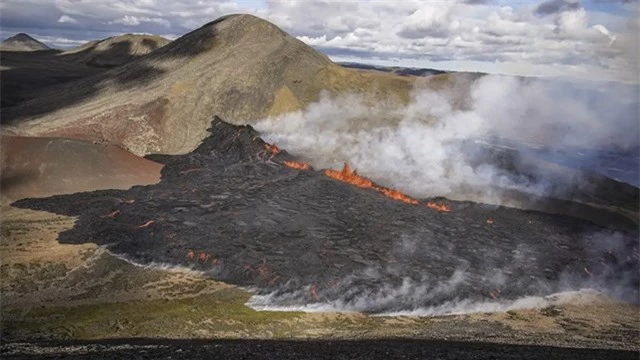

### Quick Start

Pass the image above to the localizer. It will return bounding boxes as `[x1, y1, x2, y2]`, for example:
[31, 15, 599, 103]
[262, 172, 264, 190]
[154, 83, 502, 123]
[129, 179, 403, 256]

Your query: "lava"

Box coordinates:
[488, 288, 502, 299]
[310, 284, 319, 301]
[426, 201, 450, 212]
[101, 210, 121, 218]
[324, 163, 374, 189]
[264, 143, 280, 160]
[283, 160, 310, 170]
[379, 188, 419, 205]
[325, 163, 419, 204]
[136, 220, 155, 228]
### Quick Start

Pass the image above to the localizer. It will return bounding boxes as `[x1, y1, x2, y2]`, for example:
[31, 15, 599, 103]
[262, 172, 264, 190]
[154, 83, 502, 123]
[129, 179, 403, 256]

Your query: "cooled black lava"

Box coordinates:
[14, 117, 638, 312]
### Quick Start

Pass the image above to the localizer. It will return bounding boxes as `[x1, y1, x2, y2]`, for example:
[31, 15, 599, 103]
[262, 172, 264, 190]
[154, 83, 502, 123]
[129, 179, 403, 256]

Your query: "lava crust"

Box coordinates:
[14, 117, 639, 313]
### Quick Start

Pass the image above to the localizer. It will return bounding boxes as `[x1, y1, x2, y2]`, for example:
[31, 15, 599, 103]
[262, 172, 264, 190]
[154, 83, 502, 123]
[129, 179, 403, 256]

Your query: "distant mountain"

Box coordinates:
[61, 34, 171, 68]
[0, 33, 50, 52]
[339, 62, 448, 77]
[3, 14, 418, 155]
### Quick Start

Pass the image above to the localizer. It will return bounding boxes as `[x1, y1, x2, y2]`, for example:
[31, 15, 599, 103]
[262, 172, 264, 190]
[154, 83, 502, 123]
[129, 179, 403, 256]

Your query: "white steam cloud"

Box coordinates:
[248, 284, 613, 317]
[255, 75, 639, 202]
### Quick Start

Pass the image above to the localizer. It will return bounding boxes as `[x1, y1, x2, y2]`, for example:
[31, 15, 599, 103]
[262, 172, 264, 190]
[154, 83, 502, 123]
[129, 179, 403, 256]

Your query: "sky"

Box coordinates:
[0, 0, 638, 82]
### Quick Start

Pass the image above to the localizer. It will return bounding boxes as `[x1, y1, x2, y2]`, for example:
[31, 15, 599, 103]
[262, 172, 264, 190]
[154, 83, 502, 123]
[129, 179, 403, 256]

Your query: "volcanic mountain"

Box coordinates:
[0, 33, 50, 52]
[2, 14, 414, 155]
[61, 34, 171, 68]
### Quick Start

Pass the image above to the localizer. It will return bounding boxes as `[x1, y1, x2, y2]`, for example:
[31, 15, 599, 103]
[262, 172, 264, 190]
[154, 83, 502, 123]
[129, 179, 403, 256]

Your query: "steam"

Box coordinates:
[108, 250, 210, 276]
[248, 289, 609, 317]
[246, 227, 637, 316]
[255, 75, 639, 202]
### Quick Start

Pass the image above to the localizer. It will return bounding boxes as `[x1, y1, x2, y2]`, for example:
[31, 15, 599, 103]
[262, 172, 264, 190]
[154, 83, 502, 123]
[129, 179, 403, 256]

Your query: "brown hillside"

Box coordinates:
[0, 135, 162, 204]
[61, 34, 171, 68]
[2, 14, 415, 155]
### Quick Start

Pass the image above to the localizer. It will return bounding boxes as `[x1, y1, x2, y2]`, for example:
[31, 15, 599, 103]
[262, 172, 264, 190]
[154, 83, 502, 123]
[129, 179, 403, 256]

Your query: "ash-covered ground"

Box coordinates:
[14, 117, 639, 314]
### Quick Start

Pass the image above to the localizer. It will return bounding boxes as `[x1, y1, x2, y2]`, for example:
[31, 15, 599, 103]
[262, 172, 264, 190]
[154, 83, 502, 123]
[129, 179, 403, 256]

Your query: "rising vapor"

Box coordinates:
[255, 75, 639, 203]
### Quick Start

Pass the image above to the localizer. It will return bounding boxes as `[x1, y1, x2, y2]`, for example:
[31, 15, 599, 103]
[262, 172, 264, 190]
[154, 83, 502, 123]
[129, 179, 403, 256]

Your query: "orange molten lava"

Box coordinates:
[380, 188, 419, 205]
[284, 161, 310, 170]
[101, 210, 121, 218]
[324, 163, 421, 204]
[264, 143, 280, 159]
[426, 202, 450, 212]
[137, 220, 155, 228]
[324, 163, 373, 189]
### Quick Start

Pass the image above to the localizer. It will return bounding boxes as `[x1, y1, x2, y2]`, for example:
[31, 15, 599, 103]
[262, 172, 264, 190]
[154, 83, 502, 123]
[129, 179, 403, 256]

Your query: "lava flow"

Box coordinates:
[136, 220, 155, 228]
[264, 143, 280, 159]
[427, 202, 450, 212]
[324, 163, 419, 204]
[284, 161, 310, 170]
[379, 188, 419, 205]
[324, 163, 374, 189]
[13, 116, 639, 313]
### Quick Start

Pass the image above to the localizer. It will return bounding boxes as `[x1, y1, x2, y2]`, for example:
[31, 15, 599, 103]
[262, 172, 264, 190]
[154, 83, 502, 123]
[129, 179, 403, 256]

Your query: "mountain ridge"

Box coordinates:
[61, 34, 171, 68]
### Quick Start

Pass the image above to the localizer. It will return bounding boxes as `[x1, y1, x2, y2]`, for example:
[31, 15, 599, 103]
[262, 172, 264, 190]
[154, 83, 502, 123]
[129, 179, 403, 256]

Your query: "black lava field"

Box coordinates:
[15, 117, 639, 313]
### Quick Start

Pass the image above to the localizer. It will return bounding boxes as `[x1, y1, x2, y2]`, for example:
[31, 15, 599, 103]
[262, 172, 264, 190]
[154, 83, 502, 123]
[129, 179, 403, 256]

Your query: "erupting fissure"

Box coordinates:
[322, 163, 428, 206]
[264, 143, 280, 160]
[379, 188, 419, 205]
[323, 163, 374, 189]
[284, 161, 311, 170]
[427, 202, 450, 212]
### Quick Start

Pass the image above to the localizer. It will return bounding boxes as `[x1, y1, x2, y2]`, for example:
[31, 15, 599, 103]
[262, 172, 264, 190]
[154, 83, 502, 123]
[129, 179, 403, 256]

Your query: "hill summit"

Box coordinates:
[0, 33, 50, 51]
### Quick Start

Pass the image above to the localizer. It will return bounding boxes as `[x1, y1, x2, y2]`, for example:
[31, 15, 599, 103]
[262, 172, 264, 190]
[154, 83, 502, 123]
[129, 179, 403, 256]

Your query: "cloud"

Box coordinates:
[396, 5, 455, 39]
[0, 0, 636, 82]
[57, 15, 78, 24]
[108, 15, 171, 27]
[535, 0, 581, 16]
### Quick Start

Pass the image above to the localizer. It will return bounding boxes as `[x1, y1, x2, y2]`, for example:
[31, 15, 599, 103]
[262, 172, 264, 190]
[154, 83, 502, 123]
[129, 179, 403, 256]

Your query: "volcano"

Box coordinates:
[14, 117, 638, 313]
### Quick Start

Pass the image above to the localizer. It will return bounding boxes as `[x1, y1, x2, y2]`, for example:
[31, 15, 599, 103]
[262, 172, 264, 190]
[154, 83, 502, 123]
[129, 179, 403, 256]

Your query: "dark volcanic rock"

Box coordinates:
[3, 339, 638, 360]
[14, 117, 639, 312]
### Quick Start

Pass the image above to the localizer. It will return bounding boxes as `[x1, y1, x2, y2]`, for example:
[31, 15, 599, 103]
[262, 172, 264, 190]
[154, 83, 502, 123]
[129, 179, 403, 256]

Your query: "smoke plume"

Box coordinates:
[255, 75, 639, 203]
